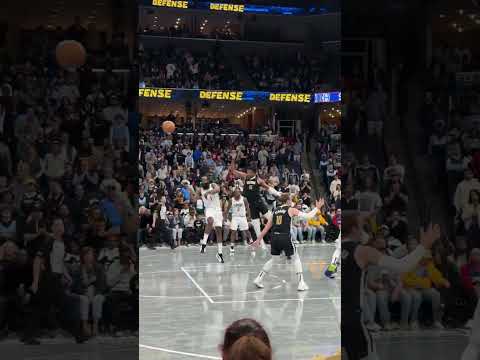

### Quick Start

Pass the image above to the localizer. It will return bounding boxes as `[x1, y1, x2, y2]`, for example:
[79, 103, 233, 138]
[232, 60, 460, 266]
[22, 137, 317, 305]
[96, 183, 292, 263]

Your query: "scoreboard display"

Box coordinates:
[314, 92, 341, 103]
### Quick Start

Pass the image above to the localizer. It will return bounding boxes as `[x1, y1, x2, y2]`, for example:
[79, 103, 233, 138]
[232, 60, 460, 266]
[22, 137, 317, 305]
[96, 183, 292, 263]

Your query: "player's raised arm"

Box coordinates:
[230, 167, 248, 179]
[355, 223, 441, 272]
[289, 198, 324, 220]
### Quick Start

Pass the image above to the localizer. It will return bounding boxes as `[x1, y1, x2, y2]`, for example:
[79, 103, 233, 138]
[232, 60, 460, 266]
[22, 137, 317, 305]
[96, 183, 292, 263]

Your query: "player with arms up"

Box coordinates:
[229, 158, 281, 250]
[228, 188, 252, 255]
[341, 211, 440, 360]
[199, 177, 224, 263]
[252, 194, 324, 291]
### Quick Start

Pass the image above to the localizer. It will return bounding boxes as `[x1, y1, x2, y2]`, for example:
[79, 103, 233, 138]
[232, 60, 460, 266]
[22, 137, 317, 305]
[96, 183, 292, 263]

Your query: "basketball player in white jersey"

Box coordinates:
[252, 194, 324, 291]
[228, 188, 252, 255]
[199, 177, 224, 263]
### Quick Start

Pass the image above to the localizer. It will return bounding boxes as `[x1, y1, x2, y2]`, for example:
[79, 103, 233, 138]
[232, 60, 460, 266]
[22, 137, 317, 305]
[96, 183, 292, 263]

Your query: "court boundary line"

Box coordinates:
[181, 266, 214, 303]
[140, 344, 221, 359]
[212, 296, 339, 304]
[140, 262, 326, 275]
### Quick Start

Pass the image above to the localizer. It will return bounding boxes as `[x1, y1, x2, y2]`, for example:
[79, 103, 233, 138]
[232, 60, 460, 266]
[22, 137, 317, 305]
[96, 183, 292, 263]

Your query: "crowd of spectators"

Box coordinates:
[139, 44, 332, 93]
[0, 31, 138, 343]
[139, 45, 240, 90]
[138, 115, 337, 249]
[341, 64, 470, 331]
[426, 42, 480, 328]
[339, 42, 480, 332]
[244, 52, 326, 92]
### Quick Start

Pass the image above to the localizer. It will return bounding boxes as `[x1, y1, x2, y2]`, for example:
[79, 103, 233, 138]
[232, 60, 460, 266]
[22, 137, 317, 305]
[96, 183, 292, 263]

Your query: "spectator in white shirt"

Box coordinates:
[355, 176, 383, 213]
[43, 138, 68, 179]
[454, 169, 480, 215]
[329, 174, 341, 196]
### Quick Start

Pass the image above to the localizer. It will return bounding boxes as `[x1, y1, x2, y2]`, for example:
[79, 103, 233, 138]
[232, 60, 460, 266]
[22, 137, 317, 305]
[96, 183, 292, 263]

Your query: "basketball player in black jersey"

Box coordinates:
[341, 211, 440, 360]
[252, 194, 323, 291]
[229, 161, 281, 250]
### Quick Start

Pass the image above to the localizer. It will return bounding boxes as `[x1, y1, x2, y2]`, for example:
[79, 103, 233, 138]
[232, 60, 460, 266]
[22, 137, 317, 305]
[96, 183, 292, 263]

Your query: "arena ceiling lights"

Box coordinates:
[144, 0, 327, 15]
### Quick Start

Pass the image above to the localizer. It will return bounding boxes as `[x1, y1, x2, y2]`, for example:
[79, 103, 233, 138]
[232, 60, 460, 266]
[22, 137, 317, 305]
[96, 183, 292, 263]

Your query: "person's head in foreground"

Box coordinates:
[220, 318, 272, 360]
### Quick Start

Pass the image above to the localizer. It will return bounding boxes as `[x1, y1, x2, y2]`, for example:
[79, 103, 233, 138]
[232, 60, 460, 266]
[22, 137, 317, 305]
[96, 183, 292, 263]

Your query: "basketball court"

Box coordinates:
[139, 244, 340, 360]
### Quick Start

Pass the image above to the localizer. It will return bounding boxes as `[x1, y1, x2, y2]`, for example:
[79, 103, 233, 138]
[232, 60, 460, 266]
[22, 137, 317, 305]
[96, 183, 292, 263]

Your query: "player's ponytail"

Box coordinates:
[228, 335, 272, 360]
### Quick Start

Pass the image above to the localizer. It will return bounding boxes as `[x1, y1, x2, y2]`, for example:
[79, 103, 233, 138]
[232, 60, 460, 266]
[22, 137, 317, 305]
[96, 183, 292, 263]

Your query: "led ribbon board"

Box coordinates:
[151, 0, 190, 9]
[147, 0, 325, 15]
[139, 87, 341, 103]
[314, 92, 341, 103]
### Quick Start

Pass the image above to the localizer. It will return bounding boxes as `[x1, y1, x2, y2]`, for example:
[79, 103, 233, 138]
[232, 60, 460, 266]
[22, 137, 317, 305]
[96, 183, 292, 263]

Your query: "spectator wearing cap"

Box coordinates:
[180, 180, 192, 203]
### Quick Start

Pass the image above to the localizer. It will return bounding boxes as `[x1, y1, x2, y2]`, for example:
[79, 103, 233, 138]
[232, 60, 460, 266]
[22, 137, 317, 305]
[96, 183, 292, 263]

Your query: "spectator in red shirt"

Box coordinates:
[461, 248, 480, 298]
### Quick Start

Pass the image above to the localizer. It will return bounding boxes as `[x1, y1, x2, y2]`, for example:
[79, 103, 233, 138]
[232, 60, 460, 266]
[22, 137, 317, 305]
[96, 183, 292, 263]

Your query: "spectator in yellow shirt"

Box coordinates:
[402, 237, 451, 329]
[307, 209, 327, 242]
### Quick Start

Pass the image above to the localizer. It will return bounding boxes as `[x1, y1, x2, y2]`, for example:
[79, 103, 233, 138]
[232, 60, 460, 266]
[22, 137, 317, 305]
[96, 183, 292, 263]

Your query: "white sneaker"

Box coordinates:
[366, 322, 381, 332]
[432, 321, 444, 330]
[253, 276, 264, 289]
[297, 280, 309, 291]
[410, 321, 419, 330]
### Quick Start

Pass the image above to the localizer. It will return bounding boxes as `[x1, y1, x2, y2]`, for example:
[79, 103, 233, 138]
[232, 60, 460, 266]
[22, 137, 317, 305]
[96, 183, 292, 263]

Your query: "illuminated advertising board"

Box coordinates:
[139, 87, 341, 103]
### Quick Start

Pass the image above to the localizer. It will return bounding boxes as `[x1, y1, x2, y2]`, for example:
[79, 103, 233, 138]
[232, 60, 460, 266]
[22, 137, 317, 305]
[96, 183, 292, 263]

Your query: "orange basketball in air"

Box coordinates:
[55, 40, 87, 70]
[162, 120, 176, 134]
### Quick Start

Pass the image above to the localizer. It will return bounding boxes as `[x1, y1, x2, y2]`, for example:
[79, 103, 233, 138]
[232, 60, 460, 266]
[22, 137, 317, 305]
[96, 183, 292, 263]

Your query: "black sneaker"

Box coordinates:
[216, 253, 224, 263]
